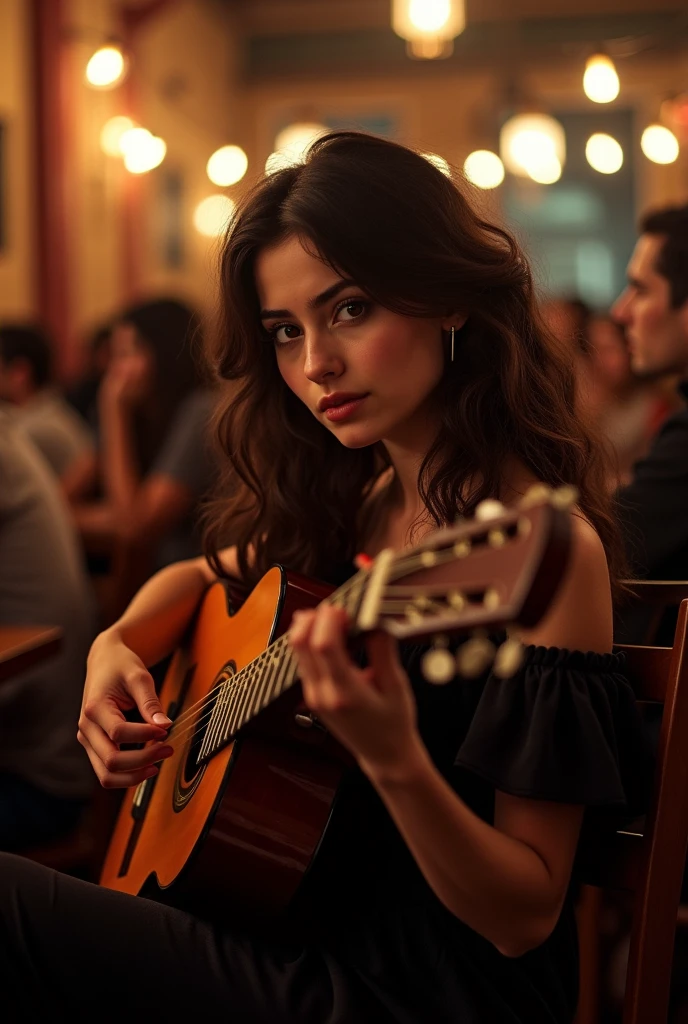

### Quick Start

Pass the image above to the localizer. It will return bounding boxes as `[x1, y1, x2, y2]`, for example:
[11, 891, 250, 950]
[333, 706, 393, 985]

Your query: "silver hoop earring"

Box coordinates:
[450, 325, 455, 363]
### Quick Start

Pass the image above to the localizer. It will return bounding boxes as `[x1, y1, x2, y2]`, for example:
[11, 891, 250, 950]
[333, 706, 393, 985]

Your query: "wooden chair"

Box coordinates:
[576, 588, 688, 1024]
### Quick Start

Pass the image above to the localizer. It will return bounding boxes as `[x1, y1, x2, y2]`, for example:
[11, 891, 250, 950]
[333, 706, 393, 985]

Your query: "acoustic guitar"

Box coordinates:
[100, 489, 572, 915]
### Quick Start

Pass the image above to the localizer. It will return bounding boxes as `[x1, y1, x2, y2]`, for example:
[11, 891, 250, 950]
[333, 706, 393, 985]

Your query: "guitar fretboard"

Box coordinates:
[197, 567, 369, 764]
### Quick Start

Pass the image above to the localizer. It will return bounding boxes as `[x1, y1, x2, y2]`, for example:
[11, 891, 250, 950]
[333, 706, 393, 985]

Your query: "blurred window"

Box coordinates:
[504, 108, 635, 310]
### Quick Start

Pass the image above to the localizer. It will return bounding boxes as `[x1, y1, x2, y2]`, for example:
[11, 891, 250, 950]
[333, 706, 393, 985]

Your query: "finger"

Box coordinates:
[289, 609, 322, 682]
[126, 670, 172, 728]
[80, 701, 168, 746]
[77, 725, 173, 774]
[309, 606, 362, 685]
[78, 731, 161, 790]
[364, 630, 405, 691]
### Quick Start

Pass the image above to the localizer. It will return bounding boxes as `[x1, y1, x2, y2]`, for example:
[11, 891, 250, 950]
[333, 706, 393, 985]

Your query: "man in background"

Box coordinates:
[612, 204, 688, 641]
[0, 324, 95, 499]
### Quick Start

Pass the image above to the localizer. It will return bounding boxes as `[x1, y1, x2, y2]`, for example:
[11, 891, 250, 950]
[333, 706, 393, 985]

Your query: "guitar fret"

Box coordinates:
[215, 675, 239, 748]
[228, 659, 259, 737]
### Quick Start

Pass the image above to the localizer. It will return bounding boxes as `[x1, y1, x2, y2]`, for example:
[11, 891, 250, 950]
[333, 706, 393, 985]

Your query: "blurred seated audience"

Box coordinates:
[542, 296, 677, 490]
[581, 315, 678, 488]
[0, 410, 95, 849]
[72, 298, 217, 615]
[611, 204, 688, 643]
[0, 323, 95, 499]
[65, 322, 112, 433]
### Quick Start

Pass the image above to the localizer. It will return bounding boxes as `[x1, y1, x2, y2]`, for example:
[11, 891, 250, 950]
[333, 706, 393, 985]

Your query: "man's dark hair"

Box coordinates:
[0, 324, 53, 388]
[640, 204, 688, 309]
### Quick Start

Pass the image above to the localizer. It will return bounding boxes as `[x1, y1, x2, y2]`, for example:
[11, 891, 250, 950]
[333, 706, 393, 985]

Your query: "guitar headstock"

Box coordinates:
[354, 485, 574, 681]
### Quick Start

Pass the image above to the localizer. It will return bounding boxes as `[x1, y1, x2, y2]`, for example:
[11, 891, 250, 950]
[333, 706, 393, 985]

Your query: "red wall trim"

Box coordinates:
[30, 0, 74, 379]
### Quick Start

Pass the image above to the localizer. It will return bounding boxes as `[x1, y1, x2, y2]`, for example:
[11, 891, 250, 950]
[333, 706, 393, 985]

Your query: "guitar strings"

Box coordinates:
[145, 541, 481, 756]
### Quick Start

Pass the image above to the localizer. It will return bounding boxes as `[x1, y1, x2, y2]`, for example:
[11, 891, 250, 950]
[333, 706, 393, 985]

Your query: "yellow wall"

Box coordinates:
[2, 0, 687, 339]
[0, 0, 36, 319]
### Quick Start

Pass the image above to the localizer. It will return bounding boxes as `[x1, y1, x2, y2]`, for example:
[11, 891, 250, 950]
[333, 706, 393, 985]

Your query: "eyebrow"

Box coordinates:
[259, 278, 356, 320]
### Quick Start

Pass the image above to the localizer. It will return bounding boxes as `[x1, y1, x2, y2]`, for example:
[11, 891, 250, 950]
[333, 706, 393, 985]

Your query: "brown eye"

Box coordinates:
[334, 299, 368, 323]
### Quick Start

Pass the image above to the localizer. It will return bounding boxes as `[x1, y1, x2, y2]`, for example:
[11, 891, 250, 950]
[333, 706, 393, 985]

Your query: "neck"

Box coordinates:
[381, 411, 440, 521]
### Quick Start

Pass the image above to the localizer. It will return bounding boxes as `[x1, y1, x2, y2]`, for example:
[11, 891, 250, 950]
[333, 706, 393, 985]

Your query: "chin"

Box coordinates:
[329, 425, 381, 450]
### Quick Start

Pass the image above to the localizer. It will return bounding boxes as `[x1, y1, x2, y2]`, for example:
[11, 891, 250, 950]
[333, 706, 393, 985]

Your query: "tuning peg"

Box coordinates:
[453, 540, 471, 558]
[550, 484, 579, 510]
[474, 499, 506, 522]
[488, 529, 507, 549]
[421, 636, 456, 685]
[455, 634, 496, 678]
[519, 483, 553, 508]
[493, 637, 525, 679]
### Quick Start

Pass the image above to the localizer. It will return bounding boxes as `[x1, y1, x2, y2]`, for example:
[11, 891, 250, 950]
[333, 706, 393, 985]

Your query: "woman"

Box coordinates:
[0, 132, 649, 1023]
[72, 298, 217, 613]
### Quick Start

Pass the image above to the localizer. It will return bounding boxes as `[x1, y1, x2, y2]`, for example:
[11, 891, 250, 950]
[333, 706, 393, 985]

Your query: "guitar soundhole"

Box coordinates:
[173, 662, 236, 809]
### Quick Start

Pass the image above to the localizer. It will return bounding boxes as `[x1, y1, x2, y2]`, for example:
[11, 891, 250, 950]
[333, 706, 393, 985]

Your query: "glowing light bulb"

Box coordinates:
[120, 128, 166, 173]
[585, 133, 623, 174]
[194, 195, 236, 237]
[500, 113, 566, 179]
[206, 145, 248, 186]
[583, 54, 620, 104]
[527, 156, 562, 185]
[86, 46, 126, 89]
[409, 0, 452, 32]
[463, 150, 504, 189]
[100, 116, 135, 157]
[641, 124, 680, 164]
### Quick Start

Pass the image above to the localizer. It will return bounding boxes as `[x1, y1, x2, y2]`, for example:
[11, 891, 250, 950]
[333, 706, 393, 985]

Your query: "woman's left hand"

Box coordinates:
[289, 604, 422, 779]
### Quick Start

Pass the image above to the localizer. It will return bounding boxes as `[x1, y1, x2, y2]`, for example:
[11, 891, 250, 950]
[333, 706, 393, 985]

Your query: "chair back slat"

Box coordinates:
[598, 598, 688, 1024]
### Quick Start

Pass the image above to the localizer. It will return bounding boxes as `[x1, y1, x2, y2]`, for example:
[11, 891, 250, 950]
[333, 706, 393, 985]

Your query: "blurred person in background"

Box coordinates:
[583, 315, 678, 488]
[72, 298, 218, 615]
[0, 324, 95, 500]
[613, 206, 688, 581]
[65, 322, 112, 433]
[0, 410, 94, 849]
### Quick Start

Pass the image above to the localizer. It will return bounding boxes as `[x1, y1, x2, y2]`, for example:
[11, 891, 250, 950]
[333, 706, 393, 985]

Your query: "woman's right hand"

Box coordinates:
[77, 630, 174, 789]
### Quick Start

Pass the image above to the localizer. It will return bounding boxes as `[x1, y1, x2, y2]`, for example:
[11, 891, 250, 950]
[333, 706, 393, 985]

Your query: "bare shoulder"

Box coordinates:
[192, 544, 244, 586]
[515, 507, 613, 655]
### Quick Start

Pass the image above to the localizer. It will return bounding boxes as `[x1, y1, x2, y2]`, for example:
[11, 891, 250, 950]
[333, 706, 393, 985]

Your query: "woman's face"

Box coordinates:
[255, 235, 456, 451]
[108, 323, 155, 402]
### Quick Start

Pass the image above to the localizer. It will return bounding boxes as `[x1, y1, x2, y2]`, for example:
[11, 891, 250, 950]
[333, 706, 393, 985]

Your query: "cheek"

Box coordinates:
[363, 322, 443, 384]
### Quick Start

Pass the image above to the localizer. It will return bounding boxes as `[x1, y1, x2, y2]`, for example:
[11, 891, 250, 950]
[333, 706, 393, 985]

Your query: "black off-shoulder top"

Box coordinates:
[289, 569, 653, 1024]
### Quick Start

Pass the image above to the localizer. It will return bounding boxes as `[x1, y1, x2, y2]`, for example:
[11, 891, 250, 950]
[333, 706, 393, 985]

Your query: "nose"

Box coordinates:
[611, 289, 631, 325]
[302, 329, 344, 383]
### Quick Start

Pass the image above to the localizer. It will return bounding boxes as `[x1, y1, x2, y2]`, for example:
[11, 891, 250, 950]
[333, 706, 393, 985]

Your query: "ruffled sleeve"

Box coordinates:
[453, 645, 652, 813]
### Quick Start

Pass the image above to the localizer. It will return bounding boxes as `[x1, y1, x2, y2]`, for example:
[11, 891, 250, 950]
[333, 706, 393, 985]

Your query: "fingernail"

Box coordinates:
[153, 713, 171, 726]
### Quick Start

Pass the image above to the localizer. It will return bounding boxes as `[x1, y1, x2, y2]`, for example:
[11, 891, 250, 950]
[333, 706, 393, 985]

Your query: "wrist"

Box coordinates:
[359, 735, 433, 790]
[88, 625, 123, 661]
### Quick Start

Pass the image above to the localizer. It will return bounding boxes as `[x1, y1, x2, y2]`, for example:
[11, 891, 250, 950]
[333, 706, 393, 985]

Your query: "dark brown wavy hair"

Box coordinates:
[203, 130, 627, 593]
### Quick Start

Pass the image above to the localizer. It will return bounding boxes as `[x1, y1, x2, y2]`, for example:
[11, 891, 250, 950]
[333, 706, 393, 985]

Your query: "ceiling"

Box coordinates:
[211, 1, 688, 81]
[224, 0, 688, 35]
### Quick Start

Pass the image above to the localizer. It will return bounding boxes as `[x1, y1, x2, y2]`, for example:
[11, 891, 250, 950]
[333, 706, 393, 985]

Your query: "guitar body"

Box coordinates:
[100, 566, 348, 916]
[100, 496, 573, 918]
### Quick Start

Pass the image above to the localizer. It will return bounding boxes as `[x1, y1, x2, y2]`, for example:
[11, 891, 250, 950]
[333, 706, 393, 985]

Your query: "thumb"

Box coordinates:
[127, 669, 171, 727]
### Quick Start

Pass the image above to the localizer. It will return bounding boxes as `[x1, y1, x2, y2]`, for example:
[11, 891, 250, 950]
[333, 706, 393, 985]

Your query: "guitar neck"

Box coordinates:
[197, 569, 367, 763]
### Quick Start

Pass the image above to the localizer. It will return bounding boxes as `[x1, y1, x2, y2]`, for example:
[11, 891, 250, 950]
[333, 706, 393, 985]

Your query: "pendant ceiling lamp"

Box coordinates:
[392, 0, 465, 60]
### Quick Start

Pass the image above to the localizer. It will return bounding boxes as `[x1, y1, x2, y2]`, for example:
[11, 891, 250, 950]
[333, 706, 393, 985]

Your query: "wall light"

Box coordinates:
[586, 133, 623, 174]
[86, 45, 127, 89]
[207, 145, 248, 186]
[194, 195, 236, 237]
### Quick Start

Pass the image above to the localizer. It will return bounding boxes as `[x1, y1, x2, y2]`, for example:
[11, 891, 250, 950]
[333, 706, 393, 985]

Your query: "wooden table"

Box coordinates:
[0, 626, 63, 682]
